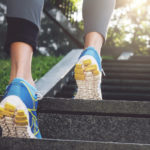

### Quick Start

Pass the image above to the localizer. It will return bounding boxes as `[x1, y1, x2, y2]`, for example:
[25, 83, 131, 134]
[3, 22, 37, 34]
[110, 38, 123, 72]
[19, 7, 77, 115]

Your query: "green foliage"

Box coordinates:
[102, 56, 115, 60]
[32, 55, 63, 81]
[0, 55, 63, 95]
[104, 1, 150, 55]
[0, 59, 11, 95]
[50, 0, 79, 10]
[47, 0, 82, 22]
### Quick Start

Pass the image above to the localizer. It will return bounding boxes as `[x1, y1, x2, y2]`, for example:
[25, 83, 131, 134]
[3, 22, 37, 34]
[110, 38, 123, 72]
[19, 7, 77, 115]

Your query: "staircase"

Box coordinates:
[1, 53, 150, 150]
[56, 56, 150, 101]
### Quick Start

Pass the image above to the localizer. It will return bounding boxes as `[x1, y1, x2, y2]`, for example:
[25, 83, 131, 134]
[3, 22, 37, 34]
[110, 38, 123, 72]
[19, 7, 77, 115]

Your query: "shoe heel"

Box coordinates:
[0, 103, 30, 138]
[15, 110, 29, 138]
[0, 103, 16, 137]
[74, 58, 102, 100]
[15, 110, 28, 126]
[0, 106, 4, 119]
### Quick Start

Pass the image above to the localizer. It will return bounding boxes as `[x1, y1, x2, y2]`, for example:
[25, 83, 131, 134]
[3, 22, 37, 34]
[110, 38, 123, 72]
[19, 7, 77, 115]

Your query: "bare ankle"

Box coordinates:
[84, 32, 103, 54]
[10, 42, 34, 87]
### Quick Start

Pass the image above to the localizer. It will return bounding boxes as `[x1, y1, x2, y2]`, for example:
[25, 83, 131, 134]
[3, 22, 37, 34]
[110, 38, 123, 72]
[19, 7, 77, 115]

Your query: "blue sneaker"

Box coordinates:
[74, 47, 103, 100]
[0, 78, 42, 138]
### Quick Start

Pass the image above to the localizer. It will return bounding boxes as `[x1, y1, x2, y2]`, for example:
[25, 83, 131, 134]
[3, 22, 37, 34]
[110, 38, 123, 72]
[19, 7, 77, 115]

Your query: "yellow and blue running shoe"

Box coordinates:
[74, 47, 103, 100]
[0, 78, 42, 138]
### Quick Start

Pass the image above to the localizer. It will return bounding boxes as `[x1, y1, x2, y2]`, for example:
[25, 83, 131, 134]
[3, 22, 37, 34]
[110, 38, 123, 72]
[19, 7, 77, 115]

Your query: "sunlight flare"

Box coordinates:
[131, 0, 147, 8]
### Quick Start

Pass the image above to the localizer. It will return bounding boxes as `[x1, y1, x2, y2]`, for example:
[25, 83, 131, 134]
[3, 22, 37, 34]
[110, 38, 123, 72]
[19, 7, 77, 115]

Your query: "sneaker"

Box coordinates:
[74, 47, 103, 100]
[0, 78, 42, 138]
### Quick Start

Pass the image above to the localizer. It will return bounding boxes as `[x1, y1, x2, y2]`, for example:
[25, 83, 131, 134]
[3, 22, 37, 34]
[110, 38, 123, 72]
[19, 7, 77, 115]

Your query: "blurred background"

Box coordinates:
[0, 0, 150, 57]
[0, 0, 150, 94]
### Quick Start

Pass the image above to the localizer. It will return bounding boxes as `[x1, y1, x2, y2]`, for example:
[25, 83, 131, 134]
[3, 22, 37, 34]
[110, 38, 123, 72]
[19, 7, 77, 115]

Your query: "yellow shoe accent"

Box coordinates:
[15, 115, 27, 121]
[17, 110, 25, 116]
[5, 103, 16, 112]
[3, 110, 15, 117]
[1, 103, 16, 117]
[0, 107, 4, 118]
[85, 65, 97, 72]
[83, 59, 92, 66]
[15, 110, 28, 126]
[0, 107, 4, 113]
[93, 70, 100, 76]
[92, 64, 97, 69]
[75, 74, 85, 80]
[15, 120, 28, 126]
[0, 103, 32, 138]
[75, 69, 84, 75]
[75, 64, 82, 69]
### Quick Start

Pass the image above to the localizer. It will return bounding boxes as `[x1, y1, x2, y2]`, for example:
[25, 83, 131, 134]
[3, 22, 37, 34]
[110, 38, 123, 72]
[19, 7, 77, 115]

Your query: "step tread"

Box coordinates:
[1, 137, 150, 150]
[56, 90, 150, 100]
[103, 68, 150, 73]
[69, 78, 150, 86]
[103, 60, 150, 63]
[62, 84, 150, 93]
[38, 98, 150, 116]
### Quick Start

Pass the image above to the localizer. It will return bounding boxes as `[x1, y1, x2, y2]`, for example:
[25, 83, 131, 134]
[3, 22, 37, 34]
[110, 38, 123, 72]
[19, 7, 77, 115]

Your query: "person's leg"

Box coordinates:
[83, 0, 116, 53]
[10, 42, 34, 86]
[0, 0, 44, 139]
[6, 0, 44, 86]
[84, 32, 103, 54]
[74, 0, 115, 100]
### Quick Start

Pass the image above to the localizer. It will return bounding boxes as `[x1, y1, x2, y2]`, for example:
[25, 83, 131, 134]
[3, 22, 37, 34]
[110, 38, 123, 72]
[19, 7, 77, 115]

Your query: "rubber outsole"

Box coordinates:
[0, 102, 30, 138]
[74, 56, 102, 100]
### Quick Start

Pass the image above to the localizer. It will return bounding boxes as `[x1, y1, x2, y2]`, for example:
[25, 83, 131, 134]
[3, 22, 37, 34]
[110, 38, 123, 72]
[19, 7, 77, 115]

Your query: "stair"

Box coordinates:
[1, 98, 150, 149]
[1, 137, 150, 150]
[55, 59, 150, 101]
[1, 54, 150, 150]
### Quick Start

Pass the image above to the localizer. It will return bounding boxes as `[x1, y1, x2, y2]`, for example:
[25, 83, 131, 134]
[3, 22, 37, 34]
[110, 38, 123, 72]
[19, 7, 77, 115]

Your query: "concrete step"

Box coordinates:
[103, 67, 150, 73]
[130, 56, 150, 61]
[102, 79, 150, 87]
[103, 73, 150, 80]
[56, 76, 150, 100]
[34, 50, 150, 99]
[36, 98, 150, 144]
[61, 85, 150, 94]
[103, 62, 150, 68]
[56, 91, 150, 101]
[102, 92, 150, 101]
[72, 68, 150, 80]
[1, 137, 150, 150]
[69, 79, 150, 87]
[103, 85, 150, 93]
[103, 59, 150, 64]
[71, 72, 150, 80]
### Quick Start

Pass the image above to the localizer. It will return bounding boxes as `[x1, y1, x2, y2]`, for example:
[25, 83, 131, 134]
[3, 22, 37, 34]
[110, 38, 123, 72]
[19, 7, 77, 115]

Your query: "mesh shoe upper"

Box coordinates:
[3, 78, 42, 139]
[79, 47, 102, 71]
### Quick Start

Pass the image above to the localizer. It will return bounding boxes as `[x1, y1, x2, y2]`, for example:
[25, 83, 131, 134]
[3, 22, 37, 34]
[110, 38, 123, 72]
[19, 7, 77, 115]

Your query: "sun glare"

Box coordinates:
[131, 0, 147, 8]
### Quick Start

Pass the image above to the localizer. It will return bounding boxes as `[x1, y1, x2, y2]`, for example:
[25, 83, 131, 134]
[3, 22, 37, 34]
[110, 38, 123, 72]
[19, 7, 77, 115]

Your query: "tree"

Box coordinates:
[45, 0, 81, 23]
[104, 0, 150, 55]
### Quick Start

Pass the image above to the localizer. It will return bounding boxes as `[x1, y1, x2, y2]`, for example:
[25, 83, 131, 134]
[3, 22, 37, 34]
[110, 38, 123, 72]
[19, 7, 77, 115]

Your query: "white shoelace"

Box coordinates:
[102, 68, 106, 76]
[35, 91, 43, 100]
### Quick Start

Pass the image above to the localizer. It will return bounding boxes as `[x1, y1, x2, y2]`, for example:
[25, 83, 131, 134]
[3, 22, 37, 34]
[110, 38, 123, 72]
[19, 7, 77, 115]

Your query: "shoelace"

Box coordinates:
[102, 68, 106, 76]
[35, 91, 43, 100]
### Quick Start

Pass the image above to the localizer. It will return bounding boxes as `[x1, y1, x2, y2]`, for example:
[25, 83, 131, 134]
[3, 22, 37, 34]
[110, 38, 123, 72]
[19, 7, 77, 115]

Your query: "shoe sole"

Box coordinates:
[0, 96, 36, 138]
[74, 56, 102, 100]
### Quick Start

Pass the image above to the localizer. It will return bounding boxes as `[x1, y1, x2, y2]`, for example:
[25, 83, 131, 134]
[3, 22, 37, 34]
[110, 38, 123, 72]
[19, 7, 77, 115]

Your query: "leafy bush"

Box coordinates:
[0, 59, 10, 95]
[0, 55, 63, 95]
